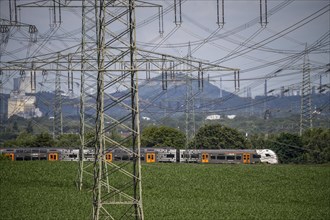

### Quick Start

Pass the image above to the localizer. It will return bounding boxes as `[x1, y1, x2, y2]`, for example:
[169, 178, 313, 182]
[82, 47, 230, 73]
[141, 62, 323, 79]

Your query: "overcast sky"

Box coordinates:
[0, 0, 329, 97]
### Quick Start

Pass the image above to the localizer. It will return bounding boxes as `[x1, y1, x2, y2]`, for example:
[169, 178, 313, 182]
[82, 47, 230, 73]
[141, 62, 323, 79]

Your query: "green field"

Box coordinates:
[0, 161, 329, 220]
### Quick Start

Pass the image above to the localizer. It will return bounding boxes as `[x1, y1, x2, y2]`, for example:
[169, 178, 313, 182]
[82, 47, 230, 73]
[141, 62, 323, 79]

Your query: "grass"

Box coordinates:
[0, 161, 329, 219]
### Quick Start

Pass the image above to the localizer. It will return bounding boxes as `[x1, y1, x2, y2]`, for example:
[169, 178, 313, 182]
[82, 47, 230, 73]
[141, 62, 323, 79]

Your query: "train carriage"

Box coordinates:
[0, 147, 278, 164]
[198, 149, 277, 164]
[178, 149, 200, 163]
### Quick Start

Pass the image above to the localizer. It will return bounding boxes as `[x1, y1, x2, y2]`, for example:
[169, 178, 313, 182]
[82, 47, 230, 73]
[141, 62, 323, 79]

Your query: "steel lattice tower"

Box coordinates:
[185, 73, 194, 149]
[54, 53, 63, 137]
[300, 45, 312, 136]
[92, 0, 144, 219]
[77, 0, 100, 192]
[0, 2, 239, 220]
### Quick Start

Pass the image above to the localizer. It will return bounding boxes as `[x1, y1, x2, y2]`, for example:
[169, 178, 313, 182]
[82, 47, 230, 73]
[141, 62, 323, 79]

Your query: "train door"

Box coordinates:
[146, 153, 156, 163]
[5, 153, 14, 161]
[105, 153, 112, 162]
[202, 153, 209, 163]
[243, 153, 250, 164]
[48, 153, 58, 161]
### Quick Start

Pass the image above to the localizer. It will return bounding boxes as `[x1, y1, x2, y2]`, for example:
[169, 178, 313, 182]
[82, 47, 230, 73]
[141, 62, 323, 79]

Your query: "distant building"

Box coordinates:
[206, 115, 221, 120]
[226, 115, 236, 119]
[7, 77, 42, 119]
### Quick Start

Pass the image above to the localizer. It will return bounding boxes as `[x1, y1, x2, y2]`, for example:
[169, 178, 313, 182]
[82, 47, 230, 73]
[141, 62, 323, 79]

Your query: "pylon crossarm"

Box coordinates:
[137, 48, 239, 72]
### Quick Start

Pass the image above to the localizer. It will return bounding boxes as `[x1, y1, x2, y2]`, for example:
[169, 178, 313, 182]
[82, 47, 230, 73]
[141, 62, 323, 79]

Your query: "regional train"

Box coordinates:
[0, 147, 278, 164]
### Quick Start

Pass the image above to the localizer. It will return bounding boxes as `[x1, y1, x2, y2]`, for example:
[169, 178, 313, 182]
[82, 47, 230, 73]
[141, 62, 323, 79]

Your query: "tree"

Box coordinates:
[56, 134, 80, 148]
[302, 128, 330, 163]
[3, 132, 36, 147]
[270, 132, 304, 164]
[26, 121, 33, 133]
[13, 121, 19, 132]
[141, 126, 186, 149]
[192, 124, 246, 149]
[34, 133, 55, 147]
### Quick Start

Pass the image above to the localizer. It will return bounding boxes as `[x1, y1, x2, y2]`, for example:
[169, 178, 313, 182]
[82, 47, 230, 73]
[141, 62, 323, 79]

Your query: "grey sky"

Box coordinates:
[0, 0, 329, 97]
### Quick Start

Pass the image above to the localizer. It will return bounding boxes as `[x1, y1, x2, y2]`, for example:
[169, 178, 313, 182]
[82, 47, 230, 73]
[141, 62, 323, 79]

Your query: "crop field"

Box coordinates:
[0, 161, 329, 220]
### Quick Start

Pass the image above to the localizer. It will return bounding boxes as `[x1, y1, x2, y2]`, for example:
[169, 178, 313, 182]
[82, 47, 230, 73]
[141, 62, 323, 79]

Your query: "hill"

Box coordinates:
[32, 75, 329, 121]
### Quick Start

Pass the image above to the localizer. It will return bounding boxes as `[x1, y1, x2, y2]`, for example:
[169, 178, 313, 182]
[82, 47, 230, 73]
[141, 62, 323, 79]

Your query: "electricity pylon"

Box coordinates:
[1, 2, 239, 220]
[300, 45, 312, 136]
[54, 53, 63, 137]
[92, 1, 143, 219]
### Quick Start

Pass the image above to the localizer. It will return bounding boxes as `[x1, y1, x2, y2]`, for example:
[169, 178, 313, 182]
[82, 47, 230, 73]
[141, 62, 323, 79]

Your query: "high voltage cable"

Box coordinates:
[136, 0, 295, 48]
[212, 4, 330, 64]
[1, 0, 328, 117]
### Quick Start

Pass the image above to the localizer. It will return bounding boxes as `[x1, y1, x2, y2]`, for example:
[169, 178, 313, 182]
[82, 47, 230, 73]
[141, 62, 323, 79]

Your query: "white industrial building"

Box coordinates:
[7, 77, 42, 119]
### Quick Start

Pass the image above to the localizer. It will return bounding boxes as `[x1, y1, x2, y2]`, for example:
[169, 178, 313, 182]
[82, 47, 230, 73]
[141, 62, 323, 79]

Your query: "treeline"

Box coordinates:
[1, 124, 329, 164]
[2, 133, 81, 148]
[249, 128, 330, 164]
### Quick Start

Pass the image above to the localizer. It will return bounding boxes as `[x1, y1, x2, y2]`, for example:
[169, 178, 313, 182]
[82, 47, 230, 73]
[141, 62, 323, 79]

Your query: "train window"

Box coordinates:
[236, 155, 242, 160]
[253, 154, 261, 159]
[265, 154, 271, 157]
[166, 154, 175, 158]
[211, 156, 216, 160]
[24, 156, 32, 160]
[217, 155, 225, 160]
[85, 154, 93, 158]
[122, 155, 129, 160]
[191, 154, 199, 158]
[227, 155, 235, 160]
